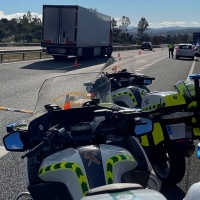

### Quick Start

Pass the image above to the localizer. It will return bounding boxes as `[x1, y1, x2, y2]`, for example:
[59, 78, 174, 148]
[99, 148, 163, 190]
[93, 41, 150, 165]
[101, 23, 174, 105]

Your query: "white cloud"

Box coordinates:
[149, 23, 157, 26]
[114, 17, 121, 22]
[158, 21, 186, 26]
[113, 17, 122, 26]
[0, 11, 42, 20]
[148, 21, 200, 28]
[191, 22, 199, 25]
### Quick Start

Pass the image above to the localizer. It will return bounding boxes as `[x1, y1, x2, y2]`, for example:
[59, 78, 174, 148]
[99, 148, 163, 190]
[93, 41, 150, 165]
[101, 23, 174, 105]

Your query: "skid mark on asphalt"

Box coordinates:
[0, 146, 8, 157]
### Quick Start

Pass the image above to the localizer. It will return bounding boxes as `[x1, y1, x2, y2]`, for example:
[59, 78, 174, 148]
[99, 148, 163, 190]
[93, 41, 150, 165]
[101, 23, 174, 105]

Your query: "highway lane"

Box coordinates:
[0, 49, 199, 199]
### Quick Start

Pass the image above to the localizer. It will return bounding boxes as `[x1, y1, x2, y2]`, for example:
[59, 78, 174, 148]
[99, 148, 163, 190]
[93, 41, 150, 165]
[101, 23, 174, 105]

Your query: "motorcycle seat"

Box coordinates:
[85, 183, 143, 196]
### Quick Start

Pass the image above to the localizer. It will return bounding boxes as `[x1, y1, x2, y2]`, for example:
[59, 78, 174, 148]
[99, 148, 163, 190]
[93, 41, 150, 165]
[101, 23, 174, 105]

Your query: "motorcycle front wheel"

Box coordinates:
[150, 144, 186, 185]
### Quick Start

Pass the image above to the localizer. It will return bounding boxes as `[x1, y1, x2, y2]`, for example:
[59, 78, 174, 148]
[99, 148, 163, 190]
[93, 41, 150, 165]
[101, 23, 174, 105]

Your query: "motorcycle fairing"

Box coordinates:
[38, 145, 138, 200]
[141, 91, 186, 112]
[112, 87, 148, 108]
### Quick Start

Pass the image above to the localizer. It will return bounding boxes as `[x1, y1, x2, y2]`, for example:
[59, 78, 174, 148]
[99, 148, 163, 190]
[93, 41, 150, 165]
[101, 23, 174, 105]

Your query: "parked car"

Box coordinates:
[141, 42, 152, 50]
[176, 44, 195, 60]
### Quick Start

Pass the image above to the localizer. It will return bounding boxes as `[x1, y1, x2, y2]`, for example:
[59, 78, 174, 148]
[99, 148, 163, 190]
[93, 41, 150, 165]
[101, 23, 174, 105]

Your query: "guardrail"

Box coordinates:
[0, 43, 41, 47]
[0, 45, 165, 63]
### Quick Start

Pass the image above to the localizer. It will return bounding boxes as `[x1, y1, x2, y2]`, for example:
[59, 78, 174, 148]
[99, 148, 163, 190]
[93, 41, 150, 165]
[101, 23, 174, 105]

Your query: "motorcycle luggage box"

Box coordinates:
[141, 91, 186, 112]
[81, 188, 167, 200]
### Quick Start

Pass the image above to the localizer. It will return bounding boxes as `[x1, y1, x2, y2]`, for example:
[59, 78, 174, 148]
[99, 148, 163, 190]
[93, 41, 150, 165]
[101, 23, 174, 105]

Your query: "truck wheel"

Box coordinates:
[151, 145, 185, 185]
[107, 46, 113, 57]
[100, 48, 106, 58]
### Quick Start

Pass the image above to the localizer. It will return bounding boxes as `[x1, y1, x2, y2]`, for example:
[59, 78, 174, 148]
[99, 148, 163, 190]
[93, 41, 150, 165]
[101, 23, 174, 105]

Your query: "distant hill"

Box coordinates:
[127, 26, 200, 36]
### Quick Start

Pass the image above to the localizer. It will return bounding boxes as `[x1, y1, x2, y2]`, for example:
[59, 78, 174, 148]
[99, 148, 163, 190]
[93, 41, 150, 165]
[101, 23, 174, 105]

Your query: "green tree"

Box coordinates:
[119, 16, 130, 33]
[111, 18, 117, 29]
[0, 28, 6, 41]
[137, 17, 149, 41]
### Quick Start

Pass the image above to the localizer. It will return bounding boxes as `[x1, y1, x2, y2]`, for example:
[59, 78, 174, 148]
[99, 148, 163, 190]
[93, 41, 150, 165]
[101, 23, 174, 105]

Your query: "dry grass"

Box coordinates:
[1, 52, 52, 62]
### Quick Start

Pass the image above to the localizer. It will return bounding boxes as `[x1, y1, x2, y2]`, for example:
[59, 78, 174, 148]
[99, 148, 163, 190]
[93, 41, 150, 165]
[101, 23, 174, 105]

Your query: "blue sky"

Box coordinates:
[0, 0, 199, 28]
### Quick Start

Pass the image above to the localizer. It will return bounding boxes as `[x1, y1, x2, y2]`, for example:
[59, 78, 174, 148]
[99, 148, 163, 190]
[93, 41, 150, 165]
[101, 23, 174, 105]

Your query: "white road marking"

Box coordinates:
[0, 146, 8, 157]
[134, 70, 142, 72]
[134, 56, 168, 72]
[142, 55, 168, 68]
[186, 57, 197, 81]
[54, 64, 82, 70]
[138, 67, 147, 70]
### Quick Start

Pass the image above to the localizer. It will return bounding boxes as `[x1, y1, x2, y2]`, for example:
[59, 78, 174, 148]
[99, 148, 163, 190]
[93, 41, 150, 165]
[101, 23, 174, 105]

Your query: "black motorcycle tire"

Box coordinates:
[150, 145, 186, 185]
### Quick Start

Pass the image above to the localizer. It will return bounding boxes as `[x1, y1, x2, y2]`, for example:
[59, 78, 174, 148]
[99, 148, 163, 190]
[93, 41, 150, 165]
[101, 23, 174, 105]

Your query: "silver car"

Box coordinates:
[176, 44, 195, 60]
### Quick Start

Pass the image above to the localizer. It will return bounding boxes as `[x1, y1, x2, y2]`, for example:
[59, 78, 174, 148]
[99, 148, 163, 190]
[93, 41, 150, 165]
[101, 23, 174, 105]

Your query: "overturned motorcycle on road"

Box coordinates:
[3, 72, 166, 200]
[84, 56, 200, 185]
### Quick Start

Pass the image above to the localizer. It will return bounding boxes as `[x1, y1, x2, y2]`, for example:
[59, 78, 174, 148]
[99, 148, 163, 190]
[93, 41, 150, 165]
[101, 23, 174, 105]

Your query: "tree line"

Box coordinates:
[0, 11, 194, 44]
[0, 11, 42, 42]
[112, 16, 193, 45]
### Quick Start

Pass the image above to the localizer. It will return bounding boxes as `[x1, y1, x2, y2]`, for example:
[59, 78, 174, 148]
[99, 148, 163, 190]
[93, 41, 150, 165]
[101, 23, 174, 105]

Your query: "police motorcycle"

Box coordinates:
[84, 56, 197, 185]
[3, 72, 166, 200]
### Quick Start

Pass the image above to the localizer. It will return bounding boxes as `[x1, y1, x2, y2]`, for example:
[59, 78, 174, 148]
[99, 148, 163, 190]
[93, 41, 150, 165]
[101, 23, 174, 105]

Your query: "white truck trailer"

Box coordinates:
[41, 5, 113, 60]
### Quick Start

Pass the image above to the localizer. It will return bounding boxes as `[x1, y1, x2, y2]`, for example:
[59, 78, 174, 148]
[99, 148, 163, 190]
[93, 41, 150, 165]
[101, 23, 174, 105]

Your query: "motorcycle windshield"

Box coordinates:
[32, 72, 111, 115]
[100, 55, 137, 74]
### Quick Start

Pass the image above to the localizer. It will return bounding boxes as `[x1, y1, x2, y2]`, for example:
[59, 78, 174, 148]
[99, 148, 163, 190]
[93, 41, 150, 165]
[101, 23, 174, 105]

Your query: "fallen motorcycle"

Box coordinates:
[84, 56, 197, 185]
[3, 72, 164, 200]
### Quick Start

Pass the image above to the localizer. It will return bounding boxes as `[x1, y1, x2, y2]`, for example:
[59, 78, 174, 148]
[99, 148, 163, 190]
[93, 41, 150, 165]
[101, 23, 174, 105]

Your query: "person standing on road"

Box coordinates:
[168, 41, 175, 58]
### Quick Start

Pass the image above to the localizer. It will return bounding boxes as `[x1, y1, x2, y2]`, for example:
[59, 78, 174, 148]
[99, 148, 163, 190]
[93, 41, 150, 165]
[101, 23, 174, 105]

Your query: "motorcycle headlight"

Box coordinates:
[161, 112, 193, 119]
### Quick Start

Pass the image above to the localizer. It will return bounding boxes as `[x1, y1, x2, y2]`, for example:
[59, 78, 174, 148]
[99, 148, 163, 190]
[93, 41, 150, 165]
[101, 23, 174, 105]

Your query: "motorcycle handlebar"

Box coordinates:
[95, 109, 154, 122]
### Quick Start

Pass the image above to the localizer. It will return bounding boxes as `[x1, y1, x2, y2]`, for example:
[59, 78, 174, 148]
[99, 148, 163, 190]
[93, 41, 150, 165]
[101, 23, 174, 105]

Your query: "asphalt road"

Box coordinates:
[0, 49, 200, 200]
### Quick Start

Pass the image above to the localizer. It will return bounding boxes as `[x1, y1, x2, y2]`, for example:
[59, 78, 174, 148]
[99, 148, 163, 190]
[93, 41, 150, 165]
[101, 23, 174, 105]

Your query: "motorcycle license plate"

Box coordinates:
[166, 123, 192, 140]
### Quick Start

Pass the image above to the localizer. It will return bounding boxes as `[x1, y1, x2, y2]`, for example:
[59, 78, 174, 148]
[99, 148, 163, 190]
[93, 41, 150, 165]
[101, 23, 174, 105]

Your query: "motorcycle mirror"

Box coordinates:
[86, 84, 95, 93]
[134, 118, 153, 135]
[143, 79, 152, 85]
[3, 131, 27, 152]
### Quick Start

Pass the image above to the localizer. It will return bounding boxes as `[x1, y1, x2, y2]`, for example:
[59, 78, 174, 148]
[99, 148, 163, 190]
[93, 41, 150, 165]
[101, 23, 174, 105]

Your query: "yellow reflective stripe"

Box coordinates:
[106, 154, 135, 184]
[39, 162, 89, 196]
[112, 92, 137, 106]
[192, 117, 197, 123]
[193, 127, 200, 136]
[165, 94, 186, 106]
[188, 101, 197, 109]
[143, 104, 161, 111]
[176, 83, 186, 94]
[140, 90, 147, 98]
[191, 117, 200, 136]
[152, 122, 164, 145]
[141, 135, 149, 147]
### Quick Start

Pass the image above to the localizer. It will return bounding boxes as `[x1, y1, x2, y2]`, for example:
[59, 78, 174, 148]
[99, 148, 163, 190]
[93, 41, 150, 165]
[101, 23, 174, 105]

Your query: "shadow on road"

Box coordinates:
[160, 184, 186, 200]
[20, 56, 110, 73]
[174, 58, 198, 62]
